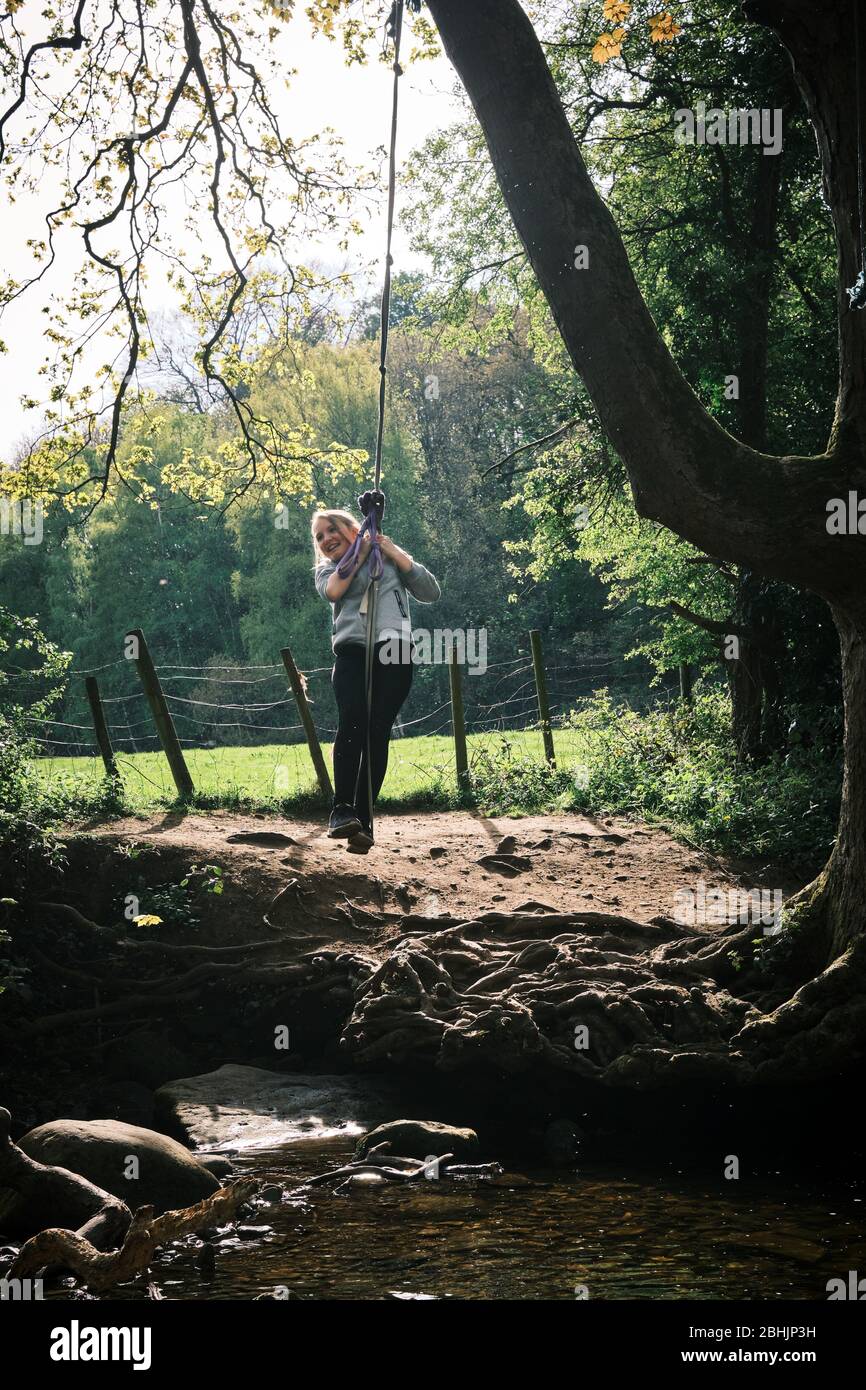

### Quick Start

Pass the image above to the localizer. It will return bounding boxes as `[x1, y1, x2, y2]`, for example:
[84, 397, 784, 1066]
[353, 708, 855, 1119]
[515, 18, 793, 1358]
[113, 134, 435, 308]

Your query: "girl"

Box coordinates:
[312, 507, 441, 852]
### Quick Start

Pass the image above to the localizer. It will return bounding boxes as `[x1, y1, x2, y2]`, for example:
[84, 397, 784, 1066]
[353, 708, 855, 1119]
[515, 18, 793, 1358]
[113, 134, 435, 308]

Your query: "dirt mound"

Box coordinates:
[60, 806, 794, 936]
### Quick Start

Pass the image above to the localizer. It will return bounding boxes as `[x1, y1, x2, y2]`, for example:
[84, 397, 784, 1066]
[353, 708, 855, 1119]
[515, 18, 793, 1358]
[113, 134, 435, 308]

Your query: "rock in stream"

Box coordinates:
[155, 1065, 405, 1151]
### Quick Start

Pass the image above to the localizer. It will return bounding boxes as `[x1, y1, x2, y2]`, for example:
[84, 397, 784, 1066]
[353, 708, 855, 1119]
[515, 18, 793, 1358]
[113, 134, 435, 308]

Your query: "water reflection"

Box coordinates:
[138, 1141, 865, 1301]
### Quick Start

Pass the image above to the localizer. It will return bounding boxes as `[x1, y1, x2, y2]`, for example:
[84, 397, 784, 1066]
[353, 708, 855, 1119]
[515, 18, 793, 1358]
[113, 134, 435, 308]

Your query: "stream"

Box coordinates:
[94, 1140, 863, 1301]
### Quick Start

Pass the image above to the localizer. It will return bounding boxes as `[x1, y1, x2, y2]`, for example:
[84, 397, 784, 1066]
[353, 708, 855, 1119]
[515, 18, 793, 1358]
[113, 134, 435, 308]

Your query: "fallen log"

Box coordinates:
[9, 1178, 259, 1292]
[299, 1149, 503, 1190]
[0, 1107, 131, 1244]
[301, 1153, 455, 1186]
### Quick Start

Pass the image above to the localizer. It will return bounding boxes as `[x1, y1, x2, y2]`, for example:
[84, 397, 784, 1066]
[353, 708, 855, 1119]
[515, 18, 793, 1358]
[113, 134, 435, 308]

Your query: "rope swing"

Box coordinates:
[335, 0, 419, 840]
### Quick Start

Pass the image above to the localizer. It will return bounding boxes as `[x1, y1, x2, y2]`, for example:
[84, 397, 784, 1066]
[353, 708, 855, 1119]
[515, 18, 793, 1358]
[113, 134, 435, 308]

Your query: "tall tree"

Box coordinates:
[405, 0, 838, 759]
[424, 0, 865, 972]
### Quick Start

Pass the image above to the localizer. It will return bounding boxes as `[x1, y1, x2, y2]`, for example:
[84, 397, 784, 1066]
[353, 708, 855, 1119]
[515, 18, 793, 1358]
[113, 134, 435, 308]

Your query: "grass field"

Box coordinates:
[34, 725, 593, 814]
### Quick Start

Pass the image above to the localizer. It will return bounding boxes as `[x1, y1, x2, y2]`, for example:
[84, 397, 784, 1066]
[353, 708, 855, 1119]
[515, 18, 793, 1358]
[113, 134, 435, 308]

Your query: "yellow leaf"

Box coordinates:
[592, 28, 626, 64]
[603, 0, 631, 23]
[132, 914, 163, 927]
[649, 11, 682, 42]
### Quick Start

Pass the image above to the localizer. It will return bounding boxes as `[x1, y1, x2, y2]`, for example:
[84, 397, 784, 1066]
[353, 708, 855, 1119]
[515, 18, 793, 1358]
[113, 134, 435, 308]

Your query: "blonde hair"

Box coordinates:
[311, 508, 359, 564]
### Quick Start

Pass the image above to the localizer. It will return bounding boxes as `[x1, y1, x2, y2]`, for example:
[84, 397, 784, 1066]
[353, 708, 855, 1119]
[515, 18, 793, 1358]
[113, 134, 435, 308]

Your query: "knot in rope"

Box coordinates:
[336, 489, 386, 581]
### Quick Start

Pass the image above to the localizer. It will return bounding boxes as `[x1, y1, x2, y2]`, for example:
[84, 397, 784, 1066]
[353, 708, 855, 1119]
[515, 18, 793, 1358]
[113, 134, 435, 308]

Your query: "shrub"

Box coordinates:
[0, 608, 75, 887]
[562, 688, 840, 862]
[470, 733, 576, 814]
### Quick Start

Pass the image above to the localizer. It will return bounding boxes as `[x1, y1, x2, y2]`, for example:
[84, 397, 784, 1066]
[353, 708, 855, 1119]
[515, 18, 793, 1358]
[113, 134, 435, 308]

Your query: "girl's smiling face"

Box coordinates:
[315, 516, 355, 562]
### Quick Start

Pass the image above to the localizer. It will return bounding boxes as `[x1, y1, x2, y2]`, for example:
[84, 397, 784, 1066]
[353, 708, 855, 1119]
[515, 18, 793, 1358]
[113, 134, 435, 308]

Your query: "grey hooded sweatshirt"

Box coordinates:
[315, 553, 441, 652]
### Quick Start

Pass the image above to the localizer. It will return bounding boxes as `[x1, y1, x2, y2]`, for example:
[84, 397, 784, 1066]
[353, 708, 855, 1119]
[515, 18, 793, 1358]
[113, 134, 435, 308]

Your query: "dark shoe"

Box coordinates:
[328, 805, 363, 839]
[346, 825, 374, 853]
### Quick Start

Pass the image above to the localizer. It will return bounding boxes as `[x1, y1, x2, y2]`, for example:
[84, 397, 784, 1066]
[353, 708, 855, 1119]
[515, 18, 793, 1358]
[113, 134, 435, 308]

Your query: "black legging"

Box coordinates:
[331, 641, 413, 827]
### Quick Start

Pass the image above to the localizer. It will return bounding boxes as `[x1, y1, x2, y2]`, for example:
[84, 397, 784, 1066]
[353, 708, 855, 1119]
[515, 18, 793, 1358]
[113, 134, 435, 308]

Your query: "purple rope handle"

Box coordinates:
[336, 490, 385, 581]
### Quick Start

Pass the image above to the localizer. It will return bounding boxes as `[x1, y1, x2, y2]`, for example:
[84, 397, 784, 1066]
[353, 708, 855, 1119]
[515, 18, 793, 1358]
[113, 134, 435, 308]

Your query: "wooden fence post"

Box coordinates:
[448, 640, 469, 792]
[281, 647, 333, 801]
[84, 676, 119, 782]
[529, 628, 556, 767]
[125, 628, 194, 799]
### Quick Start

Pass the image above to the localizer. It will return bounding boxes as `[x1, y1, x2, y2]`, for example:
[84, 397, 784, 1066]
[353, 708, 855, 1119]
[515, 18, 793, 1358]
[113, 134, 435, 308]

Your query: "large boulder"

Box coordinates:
[0, 1118, 220, 1230]
[355, 1120, 479, 1161]
[155, 1065, 403, 1151]
[0, 1108, 134, 1239]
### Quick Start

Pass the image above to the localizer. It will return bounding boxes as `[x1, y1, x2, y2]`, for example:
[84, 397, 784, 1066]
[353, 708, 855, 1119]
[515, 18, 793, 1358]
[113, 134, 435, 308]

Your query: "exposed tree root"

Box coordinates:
[37, 902, 115, 936]
[9, 1178, 258, 1292]
[734, 943, 866, 1081]
[337, 912, 866, 1086]
[0, 1106, 131, 1246]
[11, 894, 865, 1087]
[11, 944, 373, 1039]
[13, 988, 207, 1038]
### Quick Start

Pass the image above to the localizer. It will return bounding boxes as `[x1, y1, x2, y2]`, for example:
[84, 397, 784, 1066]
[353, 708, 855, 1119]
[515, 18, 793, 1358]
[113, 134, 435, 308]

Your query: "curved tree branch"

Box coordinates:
[425, 0, 866, 608]
[0, 0, 367, 509]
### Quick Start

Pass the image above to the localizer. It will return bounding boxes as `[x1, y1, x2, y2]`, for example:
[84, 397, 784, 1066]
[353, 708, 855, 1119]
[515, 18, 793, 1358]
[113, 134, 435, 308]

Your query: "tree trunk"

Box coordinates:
[731, 132, 789, 756]
[426, 0, 866, 963]
[729, 572, 787, 760]
[735, 115, 785, 454]
[759, 640, 787, 750]
[818, 604, 866, 959]
[727, 635, 765, 761]
[743, 0, 866, 439]
[426, 0, 865, 599]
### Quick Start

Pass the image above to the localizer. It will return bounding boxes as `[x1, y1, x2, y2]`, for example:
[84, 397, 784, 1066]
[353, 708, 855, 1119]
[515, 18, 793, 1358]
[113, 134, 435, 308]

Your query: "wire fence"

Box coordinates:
[9, 638, 651, 805]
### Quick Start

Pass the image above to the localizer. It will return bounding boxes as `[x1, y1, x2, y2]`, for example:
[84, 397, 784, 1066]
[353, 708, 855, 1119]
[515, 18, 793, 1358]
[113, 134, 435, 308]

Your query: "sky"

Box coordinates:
[0, 6, 463, 456]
